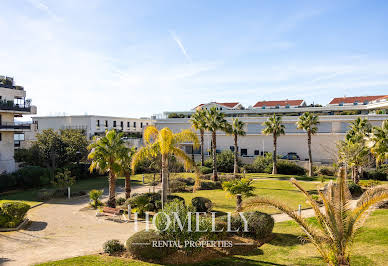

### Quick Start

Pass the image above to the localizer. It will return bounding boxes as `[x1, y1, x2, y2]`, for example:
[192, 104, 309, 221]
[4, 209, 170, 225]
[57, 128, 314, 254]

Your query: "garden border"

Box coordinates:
[0, 218, 30, 232]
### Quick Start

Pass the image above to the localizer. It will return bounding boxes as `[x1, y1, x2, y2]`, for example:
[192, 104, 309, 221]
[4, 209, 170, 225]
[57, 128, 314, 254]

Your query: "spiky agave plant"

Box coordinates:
[244, 167, 388, 266]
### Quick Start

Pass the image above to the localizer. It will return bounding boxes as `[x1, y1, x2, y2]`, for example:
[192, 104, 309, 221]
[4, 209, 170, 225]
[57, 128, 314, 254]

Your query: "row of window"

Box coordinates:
[96, 120, 148, 129]
[230, 146, 263, 156]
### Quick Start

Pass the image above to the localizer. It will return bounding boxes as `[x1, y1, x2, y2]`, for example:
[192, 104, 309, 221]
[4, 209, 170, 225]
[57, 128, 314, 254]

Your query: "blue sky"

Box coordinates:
[1, 0, 388, 118]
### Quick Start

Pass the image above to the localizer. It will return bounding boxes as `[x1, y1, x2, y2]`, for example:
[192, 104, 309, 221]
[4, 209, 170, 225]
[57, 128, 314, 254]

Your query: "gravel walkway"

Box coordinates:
[0, 185, 157, 266]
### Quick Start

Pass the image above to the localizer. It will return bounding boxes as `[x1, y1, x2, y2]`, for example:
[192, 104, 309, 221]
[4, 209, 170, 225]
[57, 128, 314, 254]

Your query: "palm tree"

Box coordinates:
[346, 117, 372, 142]
[131, 126, 199, 207]
[88, 130, 125, 207]
[190, 109, 207, 166]
[368, 120, 388, 167]
[297, 112, 319, 176]
[262, 114, 285, 174]
[204, 107, 228, 181]
[244, 167, 388, 266]
[226, 118, 246, 177]
[119, 146, 136, 199]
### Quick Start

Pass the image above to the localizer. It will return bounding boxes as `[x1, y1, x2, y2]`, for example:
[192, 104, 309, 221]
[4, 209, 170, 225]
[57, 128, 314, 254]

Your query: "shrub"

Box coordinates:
[348, 182, 363, 197]
[116, 197, 126, 206]
[126, 193, 162, 215]
[315, 166, 335, 176]
[251, 153, 273, 173]
[191, 197, 212, 212]
[0, 202, 30, 228]
[362, 168, 387, 181]
[51, 169, 76, 189]
[0, 173, 17, 192]
[103, 239, 125, 255]
[13, 166, 50, 187]
[277, 160, 306, 175]
[89, 189, 103, 209]
[198, 166, 212, 174]
[231, 211, 274, 239]
[169, 179, 187, 193]
[167, 195, 185, 204]
[199, 180, 222, 190]
[204, 150, 241, 173]
[126, 230, 172, 260]
[175, 177, 195, 186]
[37, 189, 56, 201]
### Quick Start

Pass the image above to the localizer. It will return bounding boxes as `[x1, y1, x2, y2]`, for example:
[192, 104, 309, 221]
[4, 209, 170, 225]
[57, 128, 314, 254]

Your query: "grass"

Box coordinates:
[174, 178, 321, 214]
[35, 209, 388, 266]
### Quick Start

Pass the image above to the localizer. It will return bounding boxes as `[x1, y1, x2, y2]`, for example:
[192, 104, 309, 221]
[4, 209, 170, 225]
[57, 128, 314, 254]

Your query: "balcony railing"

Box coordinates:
[0, 122, 31, 130]
[0, 102, 31, 112]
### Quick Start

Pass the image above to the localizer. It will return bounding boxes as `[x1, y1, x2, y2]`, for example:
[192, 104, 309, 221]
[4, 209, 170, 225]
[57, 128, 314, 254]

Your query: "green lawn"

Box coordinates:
[174, 178, 321, 214]
[36, 209, 388, 266]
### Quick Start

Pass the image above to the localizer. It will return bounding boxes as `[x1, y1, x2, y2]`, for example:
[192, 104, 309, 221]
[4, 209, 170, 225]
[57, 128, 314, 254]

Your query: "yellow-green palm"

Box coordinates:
[262, 114, 285, 174]
[119, 146, 136, 199]
[297, 112, 319, 176]
[368, 120, 388, 167]
[190, 109, 207, 166]
[244, 167, 388, 266]
[131, 126, 199, 206]
[226, 118, 246, 176]
[88, 130, 126, 207]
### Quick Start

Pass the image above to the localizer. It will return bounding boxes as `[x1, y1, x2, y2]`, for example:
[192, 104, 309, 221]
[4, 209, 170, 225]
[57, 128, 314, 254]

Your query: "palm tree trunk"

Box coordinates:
[125, 172, 131, 199]
[107, 171, 116, 208]
[307, 131, 313, 177]
[200, 130, 204, 166]
[161, 154, 168, 208]
[234, 134, 238, 177]
[212, 131, 218, 181]
[191, 145, 195, 162]
[272, 134, 277, 175]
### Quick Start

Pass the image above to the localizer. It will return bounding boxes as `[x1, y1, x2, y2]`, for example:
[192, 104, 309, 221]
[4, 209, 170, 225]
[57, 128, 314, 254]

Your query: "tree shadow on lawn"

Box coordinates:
[191, 255, 285, 266]
[269, 233, 306, 247]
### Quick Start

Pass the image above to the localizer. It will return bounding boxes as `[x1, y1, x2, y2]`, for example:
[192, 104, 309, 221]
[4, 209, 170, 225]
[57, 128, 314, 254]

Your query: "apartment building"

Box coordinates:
[31, 115, 154, 147]
[157, 96, 388, 164]
[0, 76, 37, 173]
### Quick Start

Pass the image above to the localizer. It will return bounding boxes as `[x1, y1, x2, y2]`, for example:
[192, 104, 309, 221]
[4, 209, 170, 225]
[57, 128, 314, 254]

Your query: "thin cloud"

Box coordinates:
[169, 30, 191, 63]
[27, 0, 61, 21]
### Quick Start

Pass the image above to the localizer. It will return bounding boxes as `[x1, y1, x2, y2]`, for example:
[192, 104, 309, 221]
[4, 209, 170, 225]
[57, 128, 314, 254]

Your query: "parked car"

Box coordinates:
[282, 152, 300, 160]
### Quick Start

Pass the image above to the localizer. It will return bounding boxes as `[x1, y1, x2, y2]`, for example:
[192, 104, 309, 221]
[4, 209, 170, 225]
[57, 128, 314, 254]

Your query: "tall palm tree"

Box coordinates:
[119, 146, 136, 199]
[297, 112, 319, 176]
[262, 114, 285, 174]
[131, 126, 199, 207]
[226, 118, 246, 177]
[88, 130, 125, 207]
[244, 167, 388, 266]
[346, 117, 372, 142]
[368, 120, 388, 167]
[204, 107, 228, 181]
[190, 109, 207, 166]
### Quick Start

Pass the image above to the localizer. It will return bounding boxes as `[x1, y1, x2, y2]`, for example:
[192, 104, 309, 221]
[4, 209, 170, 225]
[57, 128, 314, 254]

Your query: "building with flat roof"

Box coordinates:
[0, 76, 37, 173]
[157, 95, 388, 164]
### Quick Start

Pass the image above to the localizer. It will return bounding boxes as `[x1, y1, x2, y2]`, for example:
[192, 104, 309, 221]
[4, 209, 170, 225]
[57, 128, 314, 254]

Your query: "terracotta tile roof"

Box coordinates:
[329, 95, 388, 105]
[194, 102, 240, 109]
[253, 99, 304, 108]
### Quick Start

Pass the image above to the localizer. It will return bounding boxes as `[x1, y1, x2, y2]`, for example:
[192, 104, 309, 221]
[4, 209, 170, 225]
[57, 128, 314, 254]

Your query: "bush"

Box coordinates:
[37, 188, 56, 201]
[199, 180, 222, 190]
[0, 202, 30, 228]
[167, 195, 185, 204]
[198, 166, 212, 174]
[169, 179, 187, 193]
[315, 166, 335, 176]
[277, 160, 306, 175]
[0, 173, 17, 192]
[89, 189, 103, 209]
[13, 166, 50, 187]
[103, 239, 125, 255]
[191, 197, 212, 212]
[359, 180, 381, 188]
[116, 197, 126, 206]
[175, 177, 195, 186]
[251, 153, 273, 173]
[348, 182, 363, 197]
[126, 230, 172, 260]
[230, 211, 274, 239]
[126, 193, 162, 215]
[362, 168, 387, 181]
[204, 150, 241, 173]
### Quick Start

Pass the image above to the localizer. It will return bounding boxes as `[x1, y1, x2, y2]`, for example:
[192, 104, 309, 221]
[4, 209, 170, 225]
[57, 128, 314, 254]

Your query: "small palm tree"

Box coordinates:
[131, 126, 199, 207]
[368, 120, 388, 167]
[222, 178, 254, 211]
[88, 130, 125, 207]
[262, 114, 285, 174]
[297, 112, 319, 176]
[244, 167, 388, 266]
[190, 109, 207, 166]
[204, 107, 228, 181]
[119, 146, 136, 199]
[226, 118, 246, 177]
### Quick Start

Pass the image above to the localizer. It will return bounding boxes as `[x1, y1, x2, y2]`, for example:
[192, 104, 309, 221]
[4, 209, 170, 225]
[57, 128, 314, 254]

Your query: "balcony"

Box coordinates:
[0, 122, 31, 130]
[0, 101, 31, 112]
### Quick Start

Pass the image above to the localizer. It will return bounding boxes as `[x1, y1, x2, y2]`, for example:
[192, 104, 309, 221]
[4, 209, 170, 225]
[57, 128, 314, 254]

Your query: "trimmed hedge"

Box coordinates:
[103, 239, 125, 255]
[230, 211, 274, 239]
[191, 197, 212, 212]
[199, 180, 222, 190]
[0, 202, 30, 228]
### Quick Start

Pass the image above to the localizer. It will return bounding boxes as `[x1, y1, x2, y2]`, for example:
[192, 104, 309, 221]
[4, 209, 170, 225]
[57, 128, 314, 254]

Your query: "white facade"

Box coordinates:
[0, 77, 37, 173]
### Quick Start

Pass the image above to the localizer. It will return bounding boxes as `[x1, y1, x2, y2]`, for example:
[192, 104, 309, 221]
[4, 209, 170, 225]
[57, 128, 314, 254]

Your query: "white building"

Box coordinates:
[31, 115, 154, 147]
[157, 96, 388, 164]
[0, 76, 37, 173]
